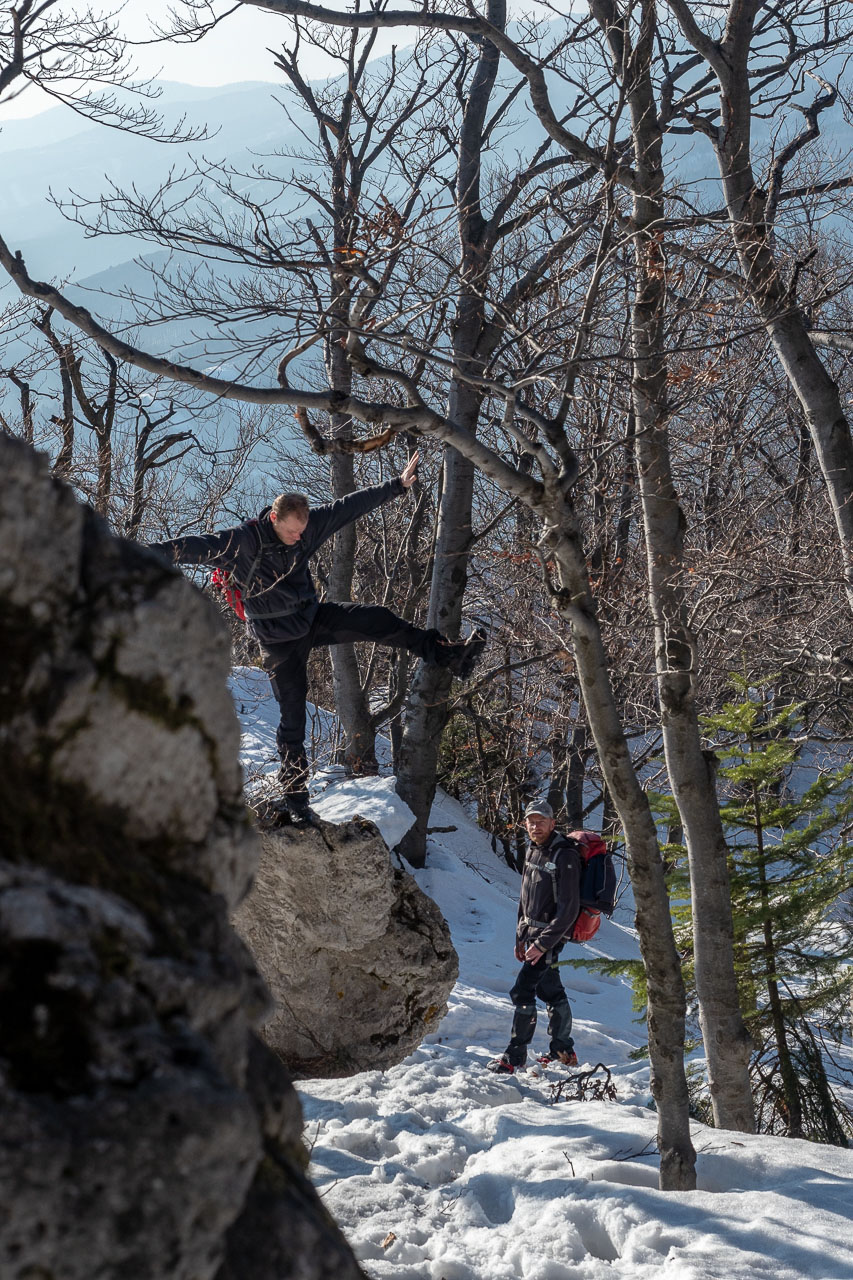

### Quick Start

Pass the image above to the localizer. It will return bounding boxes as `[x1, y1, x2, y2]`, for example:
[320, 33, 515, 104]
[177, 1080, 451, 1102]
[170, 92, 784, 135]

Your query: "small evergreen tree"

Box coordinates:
[584, 681, 853, 1141]
[668, 680, 853, 1143]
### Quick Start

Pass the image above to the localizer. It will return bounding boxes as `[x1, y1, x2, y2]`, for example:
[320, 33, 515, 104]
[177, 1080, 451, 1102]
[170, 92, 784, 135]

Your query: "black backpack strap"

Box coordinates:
[545, 836, 581, 895]
[238, 520, 265, 604]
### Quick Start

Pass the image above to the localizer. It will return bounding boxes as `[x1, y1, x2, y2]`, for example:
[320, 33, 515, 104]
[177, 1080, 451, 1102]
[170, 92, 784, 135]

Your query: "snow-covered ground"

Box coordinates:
[233, 667, 853, 1280]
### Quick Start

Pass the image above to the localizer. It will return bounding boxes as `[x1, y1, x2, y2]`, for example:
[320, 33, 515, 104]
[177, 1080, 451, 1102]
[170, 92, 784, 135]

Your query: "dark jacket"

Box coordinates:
[149, 477, 404, 646]
[516, 830, 581, 954]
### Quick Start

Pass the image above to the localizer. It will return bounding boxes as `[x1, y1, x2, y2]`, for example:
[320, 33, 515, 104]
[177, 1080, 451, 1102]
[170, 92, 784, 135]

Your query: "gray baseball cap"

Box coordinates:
[524, 799, 553, 819]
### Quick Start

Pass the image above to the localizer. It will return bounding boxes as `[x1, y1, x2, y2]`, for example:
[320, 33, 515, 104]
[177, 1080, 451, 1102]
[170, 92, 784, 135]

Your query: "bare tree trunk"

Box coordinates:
[395, 0, 504, 865]
[753, 780, 803, 1138]
[593, 0, 754, 1133]
[34, 309, 75, 478]
[546, 734, 568, 820]
[542, 513, 697, 1190]
[614, 408, 636, 570]
[5, 370, 35, 444]
[721, 182, 853, 610]
[125, 404, 191, 540]
[328, 443, 378, 773]
[327, 183, 377, 772]
[395, 436, 477, 865]
[95, 427, 112, 514]
[786, 407, 811, 560]
[57, 335, 118, 517]
[564, 722, 589, 828]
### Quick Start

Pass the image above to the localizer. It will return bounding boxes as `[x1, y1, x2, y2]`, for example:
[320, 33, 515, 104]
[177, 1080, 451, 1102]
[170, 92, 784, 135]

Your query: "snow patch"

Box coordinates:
[311, 771, 416, 849]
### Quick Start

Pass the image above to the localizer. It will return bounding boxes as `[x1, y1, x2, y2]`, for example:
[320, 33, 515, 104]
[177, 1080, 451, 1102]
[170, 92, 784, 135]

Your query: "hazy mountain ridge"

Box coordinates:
[0, 80, 307, 279]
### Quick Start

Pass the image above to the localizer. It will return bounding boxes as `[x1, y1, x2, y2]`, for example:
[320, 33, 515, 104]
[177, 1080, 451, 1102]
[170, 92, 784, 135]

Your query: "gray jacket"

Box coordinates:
[516, 831, 581, 954]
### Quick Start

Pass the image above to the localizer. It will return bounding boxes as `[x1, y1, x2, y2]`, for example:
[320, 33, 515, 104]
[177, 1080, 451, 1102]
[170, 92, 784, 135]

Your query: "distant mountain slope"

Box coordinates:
[0, 80, 306, 280]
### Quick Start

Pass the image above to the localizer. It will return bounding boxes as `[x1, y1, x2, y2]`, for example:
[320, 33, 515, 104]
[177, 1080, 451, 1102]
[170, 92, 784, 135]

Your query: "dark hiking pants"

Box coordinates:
[263, 601, 443, 799]
[505, 951, 573, 1067]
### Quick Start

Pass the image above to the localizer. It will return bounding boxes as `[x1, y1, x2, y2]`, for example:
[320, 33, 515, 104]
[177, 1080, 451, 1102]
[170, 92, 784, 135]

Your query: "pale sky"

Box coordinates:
[0, 0, 412, 120]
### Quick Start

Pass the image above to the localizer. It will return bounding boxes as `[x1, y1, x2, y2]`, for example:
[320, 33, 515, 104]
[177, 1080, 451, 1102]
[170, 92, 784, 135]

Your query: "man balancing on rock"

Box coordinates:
[149, 452, 486, 826]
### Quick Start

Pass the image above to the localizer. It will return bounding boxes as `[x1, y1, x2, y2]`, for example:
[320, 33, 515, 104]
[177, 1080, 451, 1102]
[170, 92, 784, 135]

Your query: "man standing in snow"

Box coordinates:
[488, 800, 580, 1073]
[149, 452, 485, 824]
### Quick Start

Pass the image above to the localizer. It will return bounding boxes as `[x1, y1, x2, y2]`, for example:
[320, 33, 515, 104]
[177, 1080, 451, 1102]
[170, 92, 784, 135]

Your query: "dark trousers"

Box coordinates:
[505, 951, 573, 1067]
[263, 601, 442, 798]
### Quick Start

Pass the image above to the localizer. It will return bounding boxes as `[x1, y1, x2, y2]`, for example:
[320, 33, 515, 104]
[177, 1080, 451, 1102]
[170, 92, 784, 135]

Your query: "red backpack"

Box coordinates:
[210, 567, 247, 619]
[209, 522, 263, 622]
[567, 830, 617, 943]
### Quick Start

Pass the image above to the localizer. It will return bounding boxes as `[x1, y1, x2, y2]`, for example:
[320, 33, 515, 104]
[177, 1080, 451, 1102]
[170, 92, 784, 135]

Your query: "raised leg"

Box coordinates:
[311, 600, 444, 660]
[312, 601, 486, 676]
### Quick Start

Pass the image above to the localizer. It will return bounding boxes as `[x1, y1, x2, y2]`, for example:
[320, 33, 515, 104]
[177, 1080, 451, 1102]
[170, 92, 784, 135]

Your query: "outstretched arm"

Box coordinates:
[307, 452, 419, 549]
[400, 451, 419, 489]
[148, 527, 242, 570]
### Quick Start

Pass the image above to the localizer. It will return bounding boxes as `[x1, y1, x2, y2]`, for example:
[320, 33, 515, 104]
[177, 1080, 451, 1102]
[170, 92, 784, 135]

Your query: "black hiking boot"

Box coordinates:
[284, 794, 319, 829]
[252, 795, 319, 830]
[251, 769, 318, 830]
[437, 627, 488, 680]
[250, 795, 293, 829]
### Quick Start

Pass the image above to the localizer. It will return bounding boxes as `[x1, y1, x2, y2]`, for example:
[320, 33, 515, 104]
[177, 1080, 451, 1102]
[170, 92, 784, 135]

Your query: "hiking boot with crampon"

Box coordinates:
[486, 1054, 520, 1075]
[536, 1050, 578, 1068]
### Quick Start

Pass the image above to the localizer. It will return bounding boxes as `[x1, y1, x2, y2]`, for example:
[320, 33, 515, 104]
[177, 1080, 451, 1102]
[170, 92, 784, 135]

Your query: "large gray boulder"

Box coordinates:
[0, 435, 364, 1280]
[233, 818, 458, 1076]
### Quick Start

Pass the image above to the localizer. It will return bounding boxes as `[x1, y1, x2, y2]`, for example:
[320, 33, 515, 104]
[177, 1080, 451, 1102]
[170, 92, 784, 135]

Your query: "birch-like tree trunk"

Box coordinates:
[592, 0, 754, 1133]
[542, 508, 697, 1189]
